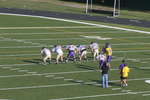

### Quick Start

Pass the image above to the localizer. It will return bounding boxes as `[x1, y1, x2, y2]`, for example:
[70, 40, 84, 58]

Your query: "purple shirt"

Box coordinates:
[119, 64, 126, 70]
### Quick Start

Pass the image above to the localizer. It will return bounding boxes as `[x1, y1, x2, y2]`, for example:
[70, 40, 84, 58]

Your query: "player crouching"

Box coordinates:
[65, 44, 77, 62]
[41, 47, 51, 64]
[90, 42, 99, 61]
[77, 45, 87, 61]
[52, 45, 64, 64]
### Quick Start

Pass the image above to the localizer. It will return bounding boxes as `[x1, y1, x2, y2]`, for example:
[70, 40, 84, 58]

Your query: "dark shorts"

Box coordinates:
[120, 76, 128, 80]
[107, 56, 112, 63]
[68, 51, 75, 57]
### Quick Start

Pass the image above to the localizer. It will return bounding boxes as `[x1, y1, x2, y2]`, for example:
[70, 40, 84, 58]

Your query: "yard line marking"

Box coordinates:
[0, 78, 149, 91]
[121, 90, 132, 92]
[0, 37, 45, 46]
[0, 70, 97, 78]
[49, 93, 130, 100]
[0, 13, 150, 34]
[0, 46, 42, 49]
[0, 26, 99, 30]
[45, 75, 55, 78]
[112, 88, 122, 90]
[1, 67, 11, 69]
[0, 42, 150, 49]
[0, 74, 32, 78]
[0, 31, 130, 35]
[64, 79, 74, 81]
[0, 63, 35, 67]
[142, 94, 150, 96]
[1, 37, 150, 42]
[0, 38, 85, 41]
[110, 78, 150, 82]
[49, 90, 150, 100]
[0, 69, 122, 78]
[81, 35, 112, 40]
[140, 67, 150, 69]
[0, 83, 82, 91]
[54, 77, 64, 79]
[17, 70, 29, 72]
[10, 68, 20, 71]
[26, 72, 37, 74]
[0, 54, 39, 57]
[1, 49, 150, 57]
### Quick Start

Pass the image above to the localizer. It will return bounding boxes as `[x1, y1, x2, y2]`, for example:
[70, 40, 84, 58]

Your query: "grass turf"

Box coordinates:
[0, 14, 150, 100]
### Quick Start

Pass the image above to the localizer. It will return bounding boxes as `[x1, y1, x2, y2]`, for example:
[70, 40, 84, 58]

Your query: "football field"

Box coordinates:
[0, 14, 150, 100]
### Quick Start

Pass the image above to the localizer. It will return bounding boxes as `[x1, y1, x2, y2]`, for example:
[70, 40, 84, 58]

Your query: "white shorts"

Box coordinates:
[81, 51, 87, 57]
[93, 49, 99, 54]
[43, 55, 51, 60]
[58, 52, 63, 57]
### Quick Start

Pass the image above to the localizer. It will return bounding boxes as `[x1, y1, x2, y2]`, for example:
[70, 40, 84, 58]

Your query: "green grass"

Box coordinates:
[0, 0, 150, 21]
[0, 14, 150, 100]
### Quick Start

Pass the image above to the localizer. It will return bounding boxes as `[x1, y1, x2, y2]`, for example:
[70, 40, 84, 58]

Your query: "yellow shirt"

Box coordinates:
[106, 48, 112, 56]
[122, 66, 130, 77]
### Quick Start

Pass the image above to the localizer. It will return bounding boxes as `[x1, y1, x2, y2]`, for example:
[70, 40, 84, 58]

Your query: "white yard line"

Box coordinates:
[0, 99, 12, 100]
[142, 94, 150, 96]
[1, 37, 150, 42]
[0, 37, 44, 46]
[49, 90, 150, 100]
[0, 26, 99, 30]
[0, 69, 121, 78]
[0, 54, 39, 57]
[1, 49, 150, 57]
[0, 78, 149, 91]
[112, 88, 121, 90]
[0, 70, 98, 78]
[0, 83, 81, 91]
[0, 46, 42, 49]
[0, 63, 35, 67]
[54, 77, 65, 79]
[0, 31, 129, 35]
[0, 42, 150, 49]
[50, 93, 130, 100]
[0, 13, 150, 34]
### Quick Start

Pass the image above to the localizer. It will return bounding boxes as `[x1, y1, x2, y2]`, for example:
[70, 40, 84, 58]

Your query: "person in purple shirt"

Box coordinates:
[119, 60, 127, 86]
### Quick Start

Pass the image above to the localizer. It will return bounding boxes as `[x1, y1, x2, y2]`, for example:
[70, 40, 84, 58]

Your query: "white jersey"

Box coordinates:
[97, 54, 106, 61]
[78, 45, 86, 52]
[41, 48, 51, 56]
[90, 43, 99, 50]
[67, 45, 77, 51]
[52, 46, 63, 54]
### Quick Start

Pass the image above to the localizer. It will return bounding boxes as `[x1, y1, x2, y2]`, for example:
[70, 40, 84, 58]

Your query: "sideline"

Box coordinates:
[0, 13, 150, 34]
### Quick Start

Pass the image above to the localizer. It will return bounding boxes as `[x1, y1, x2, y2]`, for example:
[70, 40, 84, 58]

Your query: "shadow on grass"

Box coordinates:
[76, 63, 97, 70]
[23, 59, 41, 64]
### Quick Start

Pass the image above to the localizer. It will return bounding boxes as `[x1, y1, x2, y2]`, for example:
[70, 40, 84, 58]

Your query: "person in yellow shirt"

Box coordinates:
[121, 65, 130, 87]
[103, 43, 112, 63]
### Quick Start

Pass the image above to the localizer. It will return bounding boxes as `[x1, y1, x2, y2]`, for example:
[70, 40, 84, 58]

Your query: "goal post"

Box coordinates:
[113, 0, 120, 17]
[85, 0, 120, 17]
